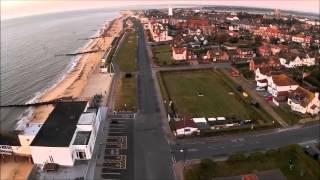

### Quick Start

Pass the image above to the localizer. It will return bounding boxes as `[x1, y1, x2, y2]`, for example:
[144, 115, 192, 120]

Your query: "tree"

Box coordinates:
[270, 37, 280, 44]
[229, 37, 239, 44]
[254, 35, 263, 46]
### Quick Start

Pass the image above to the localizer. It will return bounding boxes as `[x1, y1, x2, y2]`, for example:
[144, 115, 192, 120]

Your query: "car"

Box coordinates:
[256, 87, 266, 91]
[111, 120, 119, 124]
[265, 96, 273, 101]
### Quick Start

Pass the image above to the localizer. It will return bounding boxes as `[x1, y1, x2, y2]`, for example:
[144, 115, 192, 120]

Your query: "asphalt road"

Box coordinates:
[133, 21, 174, 180]
[172, 123, 320, 161]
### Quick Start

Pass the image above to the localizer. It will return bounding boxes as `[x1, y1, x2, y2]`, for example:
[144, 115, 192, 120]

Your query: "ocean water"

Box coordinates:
[0, 9, 120, 131]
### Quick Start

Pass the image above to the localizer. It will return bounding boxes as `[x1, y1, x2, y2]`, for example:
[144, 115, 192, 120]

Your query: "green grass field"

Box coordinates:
[159, 69, 273, 122]
[152, 44, 174, 66]
[185, 145, 320, 180]
[115, 75, 137, 111]
[116, 31, 137, 72]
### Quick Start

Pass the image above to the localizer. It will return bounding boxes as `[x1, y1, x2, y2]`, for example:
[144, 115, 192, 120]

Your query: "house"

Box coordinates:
[29, 101, 106, 166]
[270, 45, 281, 55]
[226, 15, 239, 21]
[205, 47, 222, 61]
[174, 119, 199, 136]
[148, 22, 173, 42]
[288, 87, 320, 115]
[258, 45, 271, 56]
[172, 47, 187, 60]
[279, 52, 316, 68]
[267, 74, 299, 105]
[236, 47, 255, 60]
[292, 33, 312, 45]
[249, 56, 281, 71]
[254, 67, 282, 87]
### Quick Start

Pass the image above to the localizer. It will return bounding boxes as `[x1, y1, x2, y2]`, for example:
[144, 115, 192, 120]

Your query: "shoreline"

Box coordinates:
[24, 11, 132, 124]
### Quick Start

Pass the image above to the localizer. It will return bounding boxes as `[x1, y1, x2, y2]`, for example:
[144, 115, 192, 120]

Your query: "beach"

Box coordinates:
[30, 11, 132, 123]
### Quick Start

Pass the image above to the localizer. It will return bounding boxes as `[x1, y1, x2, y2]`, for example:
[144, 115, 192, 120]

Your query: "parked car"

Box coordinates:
[265, 96, 273, 101]
[256, 87, 266, 91]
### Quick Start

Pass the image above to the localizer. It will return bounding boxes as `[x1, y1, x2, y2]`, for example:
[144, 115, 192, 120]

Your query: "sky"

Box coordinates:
[1, 0, 319, 20]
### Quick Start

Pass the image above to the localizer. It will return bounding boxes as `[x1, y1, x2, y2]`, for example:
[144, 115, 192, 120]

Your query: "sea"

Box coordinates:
[0, 9, 120, 131]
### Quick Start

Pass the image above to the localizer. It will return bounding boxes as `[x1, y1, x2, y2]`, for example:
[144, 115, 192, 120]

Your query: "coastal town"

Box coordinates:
[1, 4, 320, 180]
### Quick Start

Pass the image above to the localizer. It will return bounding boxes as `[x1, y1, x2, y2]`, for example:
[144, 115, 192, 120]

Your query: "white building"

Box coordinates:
[28, 101, 106, 166]
[267, 74, 299, 98]
[288, 87, 320, 115]
[148, 22, 173, 42]
[279, 54, 316, 68]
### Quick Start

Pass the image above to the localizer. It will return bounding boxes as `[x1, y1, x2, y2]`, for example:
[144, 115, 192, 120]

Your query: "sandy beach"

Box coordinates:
[29, 11, 132, 122]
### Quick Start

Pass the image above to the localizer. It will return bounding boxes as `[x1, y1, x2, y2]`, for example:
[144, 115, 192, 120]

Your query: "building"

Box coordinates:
[148, 22, 173, 42]
[249, 56, 281, 71]
[288, 87, 319, 115]
[257, 45, 271, 57]
[172, 47, 187, 60]
[235, 47, 255, 60]
[292, 33, 312, 45]
[279, 52, 316, 68]
[29, 101, 106, 166]
[267, 74, 299, 105]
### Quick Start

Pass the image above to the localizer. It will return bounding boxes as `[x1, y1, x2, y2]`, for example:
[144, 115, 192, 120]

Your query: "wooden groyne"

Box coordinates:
[0, 98, 74, 108]
[55, 49, 103, 57]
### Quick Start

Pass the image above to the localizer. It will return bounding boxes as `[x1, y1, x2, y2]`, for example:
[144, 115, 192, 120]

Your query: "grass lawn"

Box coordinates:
[115, 75, 137, 111]
[159, 69, 273, 122]
[273, 105, 301, 125]
[152, 44, 174, 66]
[185, 144, 320, 180]
[116, 31, 137, 72]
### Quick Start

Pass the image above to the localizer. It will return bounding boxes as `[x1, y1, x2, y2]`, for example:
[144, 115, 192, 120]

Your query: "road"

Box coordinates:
[133, 20, 175, 180]
[172, 123, 320, 161]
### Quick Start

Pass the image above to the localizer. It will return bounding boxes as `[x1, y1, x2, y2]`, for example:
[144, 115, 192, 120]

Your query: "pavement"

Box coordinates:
[133, 20, 175, 180]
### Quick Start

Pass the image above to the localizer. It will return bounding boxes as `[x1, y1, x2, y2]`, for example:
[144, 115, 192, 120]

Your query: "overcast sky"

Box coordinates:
[1, 0, 319, 20]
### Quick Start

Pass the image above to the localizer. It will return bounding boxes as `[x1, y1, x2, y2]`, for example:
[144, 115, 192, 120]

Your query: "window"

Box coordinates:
[49, 156, 54, 162]
[184, 129, 191, 132]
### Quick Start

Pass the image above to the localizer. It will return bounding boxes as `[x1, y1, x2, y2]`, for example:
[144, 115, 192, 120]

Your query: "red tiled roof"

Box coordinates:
[271, 74, 298, 87]
[172, 47, 186, 54]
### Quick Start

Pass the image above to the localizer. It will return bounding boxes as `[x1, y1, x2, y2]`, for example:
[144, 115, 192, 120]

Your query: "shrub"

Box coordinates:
[227, 153, 247, 163]
[265, 149, 278, 157]
[200, 159, 215, 170]
[248, 151, 265, 162]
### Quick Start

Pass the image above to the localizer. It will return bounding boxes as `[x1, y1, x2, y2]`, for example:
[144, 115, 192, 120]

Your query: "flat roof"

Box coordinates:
[31, 101, 87, 147]
[78, 113, 95, 125]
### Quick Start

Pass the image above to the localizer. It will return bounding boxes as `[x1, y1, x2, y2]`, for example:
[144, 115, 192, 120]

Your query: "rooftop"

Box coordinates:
[271, 74, 298, 87]
[31, 101, 88, 147]
[78, 112, 96, 125]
